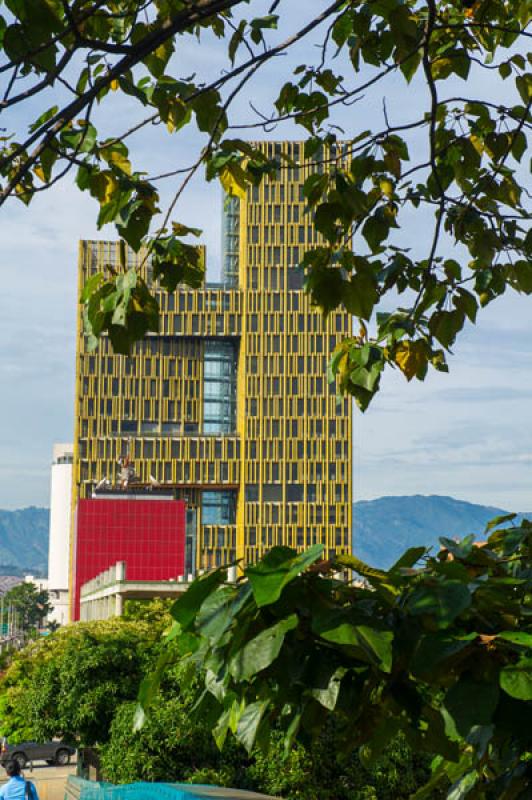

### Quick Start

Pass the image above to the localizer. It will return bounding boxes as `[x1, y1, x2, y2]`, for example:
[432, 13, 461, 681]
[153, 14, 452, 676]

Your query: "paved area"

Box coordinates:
[0, 763, 77, 800]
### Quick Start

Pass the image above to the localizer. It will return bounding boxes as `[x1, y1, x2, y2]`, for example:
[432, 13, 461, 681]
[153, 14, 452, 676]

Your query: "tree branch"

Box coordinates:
[0, 49, 74, 112]
[0, 0, 244, 205]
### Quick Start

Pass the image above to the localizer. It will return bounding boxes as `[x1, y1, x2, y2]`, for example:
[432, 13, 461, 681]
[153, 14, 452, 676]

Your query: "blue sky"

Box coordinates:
[1, 1, 530, 511]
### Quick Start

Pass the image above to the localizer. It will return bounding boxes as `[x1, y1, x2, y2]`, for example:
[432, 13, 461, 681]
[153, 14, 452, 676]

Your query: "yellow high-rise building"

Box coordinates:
[73, 141, 352, 574]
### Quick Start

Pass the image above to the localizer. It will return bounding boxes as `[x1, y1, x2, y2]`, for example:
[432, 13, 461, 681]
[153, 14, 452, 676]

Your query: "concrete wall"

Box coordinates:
[47, 444, 73, 625]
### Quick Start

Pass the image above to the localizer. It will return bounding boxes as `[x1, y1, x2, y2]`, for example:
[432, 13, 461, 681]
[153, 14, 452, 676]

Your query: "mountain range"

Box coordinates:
[353, 494, 528, 568]
[0, 507, 49, 577]
[0, 496, 528, 576]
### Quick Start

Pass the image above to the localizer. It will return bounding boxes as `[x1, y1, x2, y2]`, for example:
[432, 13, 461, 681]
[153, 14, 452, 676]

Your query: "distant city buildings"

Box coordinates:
[69, 141, 353, 620]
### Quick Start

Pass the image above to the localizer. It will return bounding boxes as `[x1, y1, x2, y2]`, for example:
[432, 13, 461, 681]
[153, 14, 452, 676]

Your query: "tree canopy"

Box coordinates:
[3, 581, 51, 632]
[142, 517, 532, 798]
[0, 616, 164, 745]
[1, 0, 530, 407]
[0, 602, 439, 799]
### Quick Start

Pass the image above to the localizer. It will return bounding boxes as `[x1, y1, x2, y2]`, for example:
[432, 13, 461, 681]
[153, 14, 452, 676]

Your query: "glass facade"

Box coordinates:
[203, 340, 237, 433]
[185, 507, 197, 575]
[221, 194, 240, 288]
[202, 491, 237, 525]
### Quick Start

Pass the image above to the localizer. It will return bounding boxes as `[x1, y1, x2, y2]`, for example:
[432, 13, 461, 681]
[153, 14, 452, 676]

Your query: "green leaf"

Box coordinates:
[515, 74, 532, 104]
[390, 546, 427, 571]
[310, 666, 346, 710]
[362, 214, 389, 252]
[335, 553, 388, 582]
[356, 625, 394, 673]
[81, 272, 105, 303]
[511, 130, 527, 162]
[143, 37, 174, 78]
[245, 544, 324, 608]
[228, 19, 246, 65]
[407, 581, 472, 628]
[400, 50, 422, 83]
[343, 272, 379, 320]
[229, 614, 298, 681]
[411, 633, 477, 679]
[134, 648, 173, 730]
[313, 612, 394, 672]
[28, 105, 58, 134]
[453, 289, 478, 323]
[499, 61, 512, 79]
[213, 704, 232, 750]
[236, 700, 269, 753]
[196, 583, 251, 646]
[443, 677, 499, 737]
[510, 261, 532, 294]
[447, 771, 479, 800]
[170, 568, 227, 631]
[429, 310, 465, 349]
[500, 658, 532, 699]
[332, 11, 353, 50]
[484, 513, 516, 533]
[498, 631, 532, 648]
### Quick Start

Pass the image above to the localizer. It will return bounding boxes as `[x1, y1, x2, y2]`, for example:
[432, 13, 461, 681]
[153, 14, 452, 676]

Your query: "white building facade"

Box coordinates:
[47, 444, 73, 625]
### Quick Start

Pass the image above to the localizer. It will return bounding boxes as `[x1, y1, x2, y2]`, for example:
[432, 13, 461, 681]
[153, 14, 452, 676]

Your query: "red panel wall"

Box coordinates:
[72, 498, 186, 620]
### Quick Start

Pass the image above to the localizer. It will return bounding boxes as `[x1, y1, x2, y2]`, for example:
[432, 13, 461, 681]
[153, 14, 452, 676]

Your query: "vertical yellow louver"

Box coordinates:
[72, 141, 352, 585]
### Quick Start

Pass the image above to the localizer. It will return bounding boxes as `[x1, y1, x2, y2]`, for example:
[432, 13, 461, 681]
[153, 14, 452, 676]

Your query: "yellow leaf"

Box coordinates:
[110, 151, 131, 175]
[110, 79, 119, 91]
[431, 57, 456, 80]
[34, 165, 46, 182]
[15, 183, 31, 205]
[337, 352, 349, 379]
[101, 147, 132, 175]
[394, 340, 428, 381]
[470, 135, 485, 157]
[90, 171, 119, 204]
[166, 99, 188, 133]
[379, 179, 394, 199]
[219, 165, 248, 200]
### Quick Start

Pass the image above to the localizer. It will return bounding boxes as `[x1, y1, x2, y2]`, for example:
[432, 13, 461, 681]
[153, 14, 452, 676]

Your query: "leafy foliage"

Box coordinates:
[3, 581, 51, 631]
[0, 1, 529, 394]
[0, 597, 435, 798]
[103, 669, 438, 800]
[145, 518, 532, 798]
[0, 616, 165, 746]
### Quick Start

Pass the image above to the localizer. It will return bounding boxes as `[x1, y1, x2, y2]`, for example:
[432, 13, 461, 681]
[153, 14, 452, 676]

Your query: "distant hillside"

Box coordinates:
[0, 507, 49, 577]
[353, 494, 526, 569]
[0, 497, 528, 578]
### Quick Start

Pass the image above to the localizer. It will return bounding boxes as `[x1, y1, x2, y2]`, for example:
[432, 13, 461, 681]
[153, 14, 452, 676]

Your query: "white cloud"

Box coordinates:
[0, 4, 530, 511]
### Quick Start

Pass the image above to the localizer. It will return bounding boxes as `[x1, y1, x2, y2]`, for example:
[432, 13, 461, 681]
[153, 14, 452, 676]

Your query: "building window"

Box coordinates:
[288, 269, 304, 290]
[141, 421, 159, 433]
[203, 340, 237, 433]
[202, 491, 236, 525]
[286, 485, 304, 502]
[263, 484, 282, 502]
[245, 485, 259, 501]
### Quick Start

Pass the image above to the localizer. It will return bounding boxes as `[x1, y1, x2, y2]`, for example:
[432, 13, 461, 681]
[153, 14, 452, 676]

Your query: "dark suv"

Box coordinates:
[0, 740, 76, 768]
